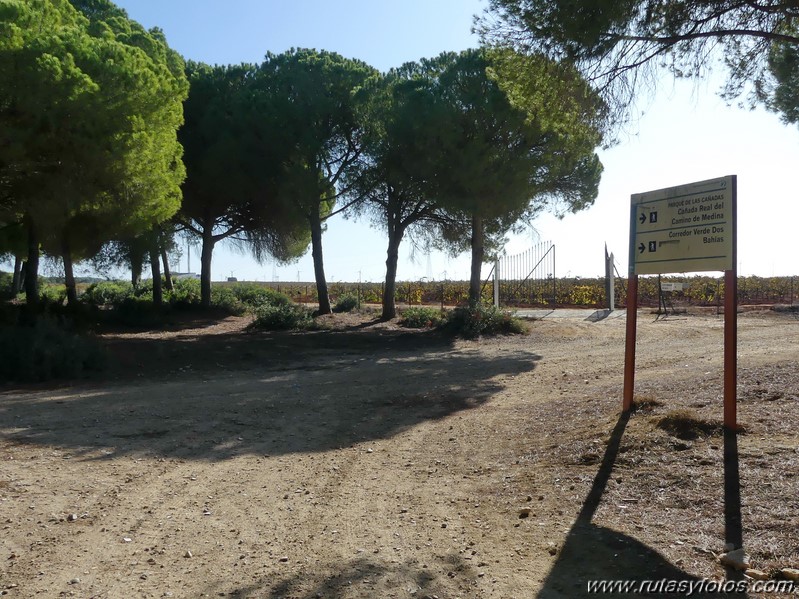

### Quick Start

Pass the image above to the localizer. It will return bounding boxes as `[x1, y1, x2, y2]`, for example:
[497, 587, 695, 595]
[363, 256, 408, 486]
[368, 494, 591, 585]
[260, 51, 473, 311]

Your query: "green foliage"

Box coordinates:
[443, 304, 528, 339]
[0, 271, 12, 297]
[250, 303, 314, 331]
[0, 0, 188, 288]
[400, 307, 447, 329]
[114, 295, 160, 326]
[410, 49, 603, 304]
[257, 49, 379, 314]
[81, 280, 134, 306]
[231, 283, 292, 308]
[39, 283, 67, 306]
[344, 65, 451, 318]
[332, 293, 359, 313]
[0, 317, 105, 381]
[768, 31, 799, 125]
[179, 61, 311, 307]
[478, 1, 799, 123]
[166, 277, 201, 305]
[209, 285, 246, 316]
[77, 278, 299, 319]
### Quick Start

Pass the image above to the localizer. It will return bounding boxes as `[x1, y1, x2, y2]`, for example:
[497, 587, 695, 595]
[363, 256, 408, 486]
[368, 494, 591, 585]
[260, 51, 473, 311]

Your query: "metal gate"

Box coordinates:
[495, 242, 556, 308]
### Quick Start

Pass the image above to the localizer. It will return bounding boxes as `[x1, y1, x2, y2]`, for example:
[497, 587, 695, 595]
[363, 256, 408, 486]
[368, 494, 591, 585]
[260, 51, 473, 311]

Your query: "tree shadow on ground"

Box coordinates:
[537, 413, 747, 599]
[97, 323, 458, 381]
[211, 554, 474, 599]
[0, 328, 540, 462]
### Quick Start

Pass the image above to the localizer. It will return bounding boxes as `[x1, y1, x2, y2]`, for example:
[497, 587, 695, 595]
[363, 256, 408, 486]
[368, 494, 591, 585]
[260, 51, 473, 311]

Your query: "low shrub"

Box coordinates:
[114, 295, 162, 327]
[166, 277, 201, 305]
[132, 278, 154, 298]
[81, 281, 135, 306]
[443, 304, 528, 339]
[332, 292, 359, 313]
[250, 303, 313, 331]
[232, 284, 292, 309]
[400, 307, 447, 329]
[40, 284, 67, 306]
[210, 285, 246, 315]
[0, 271, 13, 297]
[0, 317, 105, 381]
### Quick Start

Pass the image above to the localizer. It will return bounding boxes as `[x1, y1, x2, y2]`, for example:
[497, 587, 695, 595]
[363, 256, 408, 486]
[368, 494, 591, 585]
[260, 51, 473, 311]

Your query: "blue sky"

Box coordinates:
[61, 2, 799, 281]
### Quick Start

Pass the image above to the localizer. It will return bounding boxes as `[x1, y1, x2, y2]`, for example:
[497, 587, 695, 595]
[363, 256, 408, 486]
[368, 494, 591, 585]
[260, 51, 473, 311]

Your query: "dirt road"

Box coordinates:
[1, 309, 797, 598]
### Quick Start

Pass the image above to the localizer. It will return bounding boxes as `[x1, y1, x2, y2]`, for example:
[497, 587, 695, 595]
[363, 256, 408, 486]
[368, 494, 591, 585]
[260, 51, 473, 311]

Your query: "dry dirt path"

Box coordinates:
[1, 310, 798, 598]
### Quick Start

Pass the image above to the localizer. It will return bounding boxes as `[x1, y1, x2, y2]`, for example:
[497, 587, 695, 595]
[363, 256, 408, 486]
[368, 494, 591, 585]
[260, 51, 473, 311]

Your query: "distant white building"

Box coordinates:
[173, 273, 200, 280]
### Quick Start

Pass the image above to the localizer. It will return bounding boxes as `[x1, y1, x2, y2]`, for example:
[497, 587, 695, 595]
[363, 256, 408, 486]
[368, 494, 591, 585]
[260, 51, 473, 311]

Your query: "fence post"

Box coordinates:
[493, 260, 500, 308]
[605, 246, 615, 310]
[552, 245, 557, 306]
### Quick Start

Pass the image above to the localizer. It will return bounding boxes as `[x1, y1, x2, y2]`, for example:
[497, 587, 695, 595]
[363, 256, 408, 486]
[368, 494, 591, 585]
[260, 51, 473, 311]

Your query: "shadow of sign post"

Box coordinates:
[536, 413, 709, 598]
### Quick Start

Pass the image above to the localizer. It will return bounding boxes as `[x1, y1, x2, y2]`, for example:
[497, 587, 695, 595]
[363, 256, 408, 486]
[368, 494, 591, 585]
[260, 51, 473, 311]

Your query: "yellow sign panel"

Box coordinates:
[630, 175, 736, 275]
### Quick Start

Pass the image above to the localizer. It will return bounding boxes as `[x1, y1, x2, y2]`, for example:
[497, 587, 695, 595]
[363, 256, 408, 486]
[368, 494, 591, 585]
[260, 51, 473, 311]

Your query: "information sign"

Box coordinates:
[624, 175, 738, 430]
[630, 176, 736, 275]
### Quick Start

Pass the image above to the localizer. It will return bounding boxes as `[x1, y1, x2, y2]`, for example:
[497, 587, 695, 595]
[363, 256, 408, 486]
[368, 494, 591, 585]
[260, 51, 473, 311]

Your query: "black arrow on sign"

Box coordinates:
[639, 213, 646, 224]
[638, 243, 645, 254]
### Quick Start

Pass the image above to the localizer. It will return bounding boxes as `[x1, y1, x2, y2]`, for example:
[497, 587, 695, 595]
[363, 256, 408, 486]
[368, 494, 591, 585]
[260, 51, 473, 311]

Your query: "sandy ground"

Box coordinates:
[1, 308, 798, 598]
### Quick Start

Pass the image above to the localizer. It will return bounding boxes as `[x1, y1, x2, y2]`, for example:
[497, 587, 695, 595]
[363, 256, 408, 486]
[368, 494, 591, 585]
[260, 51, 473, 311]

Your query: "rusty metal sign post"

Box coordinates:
[623, 175, 738, 429]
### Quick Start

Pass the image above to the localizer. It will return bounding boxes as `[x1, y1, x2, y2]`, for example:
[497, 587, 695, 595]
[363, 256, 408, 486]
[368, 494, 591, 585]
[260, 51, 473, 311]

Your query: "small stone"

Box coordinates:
[69, 578, 81, 585]
[518, 508, 531, 519]
[122, 537, 132, 543]
[279, 556, 289, 563]
[184, 550, 193, 558]
[67, 514, 78, 522]
[720, 548, 750, 570]
[782, 568, 799, 581]
[140, 574, 148, 580]
[547, 543, 558, 556]
[745, 569, 770, 581]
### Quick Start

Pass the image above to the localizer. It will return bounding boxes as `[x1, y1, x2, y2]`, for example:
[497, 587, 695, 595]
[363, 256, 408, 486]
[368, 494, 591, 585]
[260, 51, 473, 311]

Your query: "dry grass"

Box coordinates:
[505, 359, 799, 580]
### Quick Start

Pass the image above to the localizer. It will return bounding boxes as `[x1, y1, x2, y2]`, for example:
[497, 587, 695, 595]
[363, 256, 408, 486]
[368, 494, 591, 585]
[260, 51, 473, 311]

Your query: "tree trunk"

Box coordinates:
[11, 256, 23, 296]
[381, 222, 405, 321]
[310, 209, 331, 315]
[24, 216, 40, 310]
[161, 247, 173, 291]
[62, 237, 78, 306]
[200, 222, 215, 308]
[150, 244, 163, 308]
[130, 252, 143, 289]
[468, 214, 485, 306]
